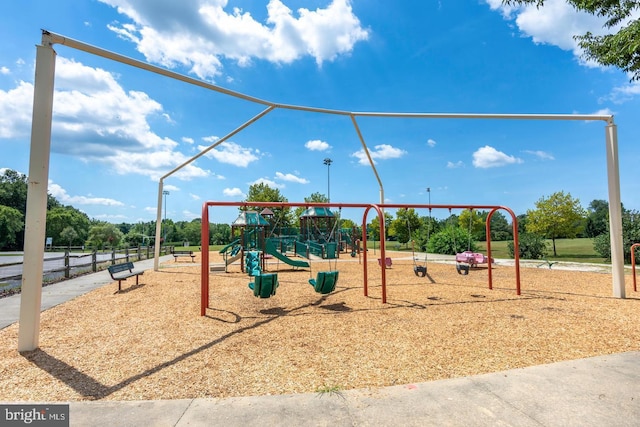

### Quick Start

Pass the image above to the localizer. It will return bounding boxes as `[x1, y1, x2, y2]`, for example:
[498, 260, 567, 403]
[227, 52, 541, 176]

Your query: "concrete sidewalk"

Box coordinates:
[66, 351, 640, 426]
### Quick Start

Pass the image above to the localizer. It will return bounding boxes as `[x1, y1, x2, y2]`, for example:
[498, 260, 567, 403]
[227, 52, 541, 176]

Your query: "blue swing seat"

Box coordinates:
[248, 273, 279, 298]
[309, 271, 339, 294]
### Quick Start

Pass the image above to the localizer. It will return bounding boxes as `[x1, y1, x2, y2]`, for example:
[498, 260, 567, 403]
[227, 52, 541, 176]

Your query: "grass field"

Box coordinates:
[369, 237, 605, 264]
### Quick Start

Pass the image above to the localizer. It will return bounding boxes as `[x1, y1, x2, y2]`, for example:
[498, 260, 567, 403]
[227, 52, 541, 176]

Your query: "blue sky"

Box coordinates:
[1, 0, 639, 225]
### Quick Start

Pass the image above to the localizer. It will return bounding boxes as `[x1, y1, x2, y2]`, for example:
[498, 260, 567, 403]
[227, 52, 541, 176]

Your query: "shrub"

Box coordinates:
[508, 233, 548, 259]
[427, 227, 477, 255]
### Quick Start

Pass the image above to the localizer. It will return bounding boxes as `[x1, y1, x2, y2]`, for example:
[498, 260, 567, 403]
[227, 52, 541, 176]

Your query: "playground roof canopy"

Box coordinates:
[232, 211, 270, 227]
[300, 207, 334, 218]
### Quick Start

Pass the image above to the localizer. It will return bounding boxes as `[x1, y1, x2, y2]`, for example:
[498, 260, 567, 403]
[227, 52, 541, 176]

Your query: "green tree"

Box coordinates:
[458, 210, 485, 240]
[182, 219, 203, 245]
[60, 226, 79, 248]
[294, 192, 328, 220]
[367, 212, 393, 241]
[484, 211, 513, 241]
[244, 183, 292, 227]
[123, 231, 146, 247]
[390, 208, 421, 246]
[503, 1, 640, 81]
[46, 206, 91, 246]
[516, 214, 528, 235]
[585, 199, 609, 238]
[412, 215, 440, 251]
[210, 223, 231, 245]
[340, 218, 357, 230]
[526, 191, 587, 256]
[86, 223, 124, 249]
[508, 233, 548, 260]
[594, 208, 640, 263]
[0, 205, 24, 250]
[427, 227, 477, 255]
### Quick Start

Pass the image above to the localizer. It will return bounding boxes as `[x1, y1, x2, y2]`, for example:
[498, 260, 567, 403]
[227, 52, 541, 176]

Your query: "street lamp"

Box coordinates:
[323, 158, 332, 203]
[162, 190, 169, 244]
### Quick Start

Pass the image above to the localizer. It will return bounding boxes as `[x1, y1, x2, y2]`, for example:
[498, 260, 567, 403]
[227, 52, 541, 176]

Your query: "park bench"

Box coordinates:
[108, 261, 144, 292]
[172, 250, 196, 262]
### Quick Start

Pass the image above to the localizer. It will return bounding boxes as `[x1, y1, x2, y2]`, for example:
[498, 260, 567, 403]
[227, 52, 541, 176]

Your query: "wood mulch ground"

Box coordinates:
[0, 250, 639, 402]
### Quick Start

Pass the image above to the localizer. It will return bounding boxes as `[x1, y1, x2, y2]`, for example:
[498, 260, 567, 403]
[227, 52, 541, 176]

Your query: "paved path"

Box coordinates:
[0, 256, 172, 330]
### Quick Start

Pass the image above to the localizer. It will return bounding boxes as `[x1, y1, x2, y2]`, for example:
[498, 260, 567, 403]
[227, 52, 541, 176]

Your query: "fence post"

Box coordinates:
[92, 251, 97, 272]
[125, 247, 130, 263]
[137, 245, 142, 261]
[64, 250, 70, 279]
[111, 249, 116, 265]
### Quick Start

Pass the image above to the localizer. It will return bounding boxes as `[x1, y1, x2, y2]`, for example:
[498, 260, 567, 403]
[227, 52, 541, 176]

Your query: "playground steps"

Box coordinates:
[210, 264, 225, 272]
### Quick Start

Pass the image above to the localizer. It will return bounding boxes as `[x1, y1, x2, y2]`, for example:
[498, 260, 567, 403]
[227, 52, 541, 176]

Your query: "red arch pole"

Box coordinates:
[486, 207, 520, 295]
[362, 204, 387, 302]
[631, 243, 640, 292]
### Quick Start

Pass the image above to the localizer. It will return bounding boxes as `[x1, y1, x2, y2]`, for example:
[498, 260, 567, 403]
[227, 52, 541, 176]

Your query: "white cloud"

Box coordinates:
[223, 187, 244, 197]
[472, 145, 523, 168]
[603, 82, 640, 104]
[99, 0, 370, 80]
[275, 171, 309, 184]
[199, 141, 260, 167]
[182, 137, 195, 144]
[250, 177, 285, 188]
[0, 67, 9, 75]
[0, 81, 35, 138]
[447, 161, 464, 169]
[524, 150, 555, 160]
[190, 193, 201, 200]
[48, 181, 124, 206]
[93, 213, 128, 221]
[351, 144, 407, 165]
[486, 0, 610, 67]
[592, 108, 615, 116]
[0, 58, 210, 181]
[427, 138, 436, 148]
[183, 210, 199, 220]
[305, 139, 331, 151]
[145, 206, 157, 214]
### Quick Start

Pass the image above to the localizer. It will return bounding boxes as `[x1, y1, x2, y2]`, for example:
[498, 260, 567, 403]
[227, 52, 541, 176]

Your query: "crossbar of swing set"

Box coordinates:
[200, 201, 521, 316]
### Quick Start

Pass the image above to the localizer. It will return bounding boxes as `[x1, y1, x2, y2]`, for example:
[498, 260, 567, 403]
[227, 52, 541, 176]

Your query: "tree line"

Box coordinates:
[2, 169, 640, 261]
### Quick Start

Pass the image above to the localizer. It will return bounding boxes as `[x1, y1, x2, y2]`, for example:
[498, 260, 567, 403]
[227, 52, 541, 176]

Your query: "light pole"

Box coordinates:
[162, 190, 169, 244]
[323, 158, 332, 202]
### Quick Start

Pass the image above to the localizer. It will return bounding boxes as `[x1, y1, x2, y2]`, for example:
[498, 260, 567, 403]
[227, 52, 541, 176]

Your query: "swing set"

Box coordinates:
[200, 201, 522, 315]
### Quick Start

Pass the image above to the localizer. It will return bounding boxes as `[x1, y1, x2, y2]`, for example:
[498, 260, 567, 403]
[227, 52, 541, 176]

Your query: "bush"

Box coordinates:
[427, 227, 477, 255]
[508, 233, 548, 259]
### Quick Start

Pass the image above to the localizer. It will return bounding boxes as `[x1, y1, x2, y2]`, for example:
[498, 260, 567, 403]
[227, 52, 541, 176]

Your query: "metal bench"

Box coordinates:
[108, 261, 144, 292]
[172, 250, 196, 262]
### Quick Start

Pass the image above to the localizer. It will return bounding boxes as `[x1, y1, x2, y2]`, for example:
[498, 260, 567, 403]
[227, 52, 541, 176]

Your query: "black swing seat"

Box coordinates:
[414, 265, 427, 277]
[248, 273, 279, 298]
[456, 263, 470, 275]
[309, 271, 339, 294]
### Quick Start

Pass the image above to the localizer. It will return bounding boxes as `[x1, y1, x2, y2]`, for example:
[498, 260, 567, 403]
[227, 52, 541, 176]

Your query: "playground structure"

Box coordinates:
[213, 207, 352, 274]
[18, 30, 625, 354]
[200, 201, 522, 316]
